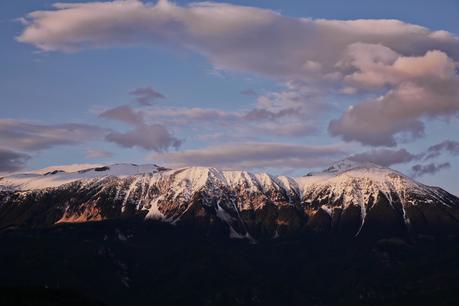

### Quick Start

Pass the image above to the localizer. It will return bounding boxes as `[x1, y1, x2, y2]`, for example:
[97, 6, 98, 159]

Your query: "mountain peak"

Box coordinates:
[304, 159, 383, 177]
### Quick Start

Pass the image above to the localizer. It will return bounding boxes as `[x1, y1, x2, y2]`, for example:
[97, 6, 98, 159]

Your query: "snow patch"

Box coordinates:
[0, 163, 160, 191]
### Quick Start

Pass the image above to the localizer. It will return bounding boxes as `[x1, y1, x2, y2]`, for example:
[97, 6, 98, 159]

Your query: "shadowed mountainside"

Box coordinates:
[0, 219, 458, 306]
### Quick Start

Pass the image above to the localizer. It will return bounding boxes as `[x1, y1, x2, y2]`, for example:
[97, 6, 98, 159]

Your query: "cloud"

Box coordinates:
[253, 122, 317, 137]
[253, 80, 333, 121]
[0, 112, 180, 157]
[411, 162, 450, 178]
[152, 142, 345, 170]
[143, 105, 302, 126]
[143, 106, 240, 124]
[130, 86, 165, 106]
[243, 108, 300, 121]
[101, 104, 241, 127]
[348, 148, 418, 167]
[0, 148, 30, 173]
[140, 103, 316, 139]
[17, 1, 459, 77]
[17, 1, 459, 147]
[105, 123, 181, 152]
[99, 105, 144, 125]
[329, 50, 459, 146]
[99, 104, 182, 151]
[424, 140, 459, 160]
[85, 148, 113, 159]
[0, 119, 107, 151]
[345, 141, 459, 172]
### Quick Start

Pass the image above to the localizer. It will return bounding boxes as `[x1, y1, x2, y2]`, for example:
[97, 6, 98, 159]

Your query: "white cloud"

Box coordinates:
[122, 103, 317, 140]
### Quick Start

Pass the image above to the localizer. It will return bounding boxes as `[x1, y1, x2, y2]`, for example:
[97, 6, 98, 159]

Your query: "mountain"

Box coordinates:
[1, 160, 458, 240]
[1, 161, 459, 306]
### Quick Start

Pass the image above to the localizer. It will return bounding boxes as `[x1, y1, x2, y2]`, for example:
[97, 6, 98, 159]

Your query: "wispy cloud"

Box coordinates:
[424, 140, 459, 160]
[130, 86, 165, 106]
[348, 148, 418, 167]
[411, 162, 451, 178]
[0, 119, 107, 151]
[0, 148, 30, 173]
[152, 142, 346, 171]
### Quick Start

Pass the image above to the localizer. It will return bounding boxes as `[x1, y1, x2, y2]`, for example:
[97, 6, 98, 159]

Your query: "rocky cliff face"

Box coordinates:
[1, 161, 458, 240]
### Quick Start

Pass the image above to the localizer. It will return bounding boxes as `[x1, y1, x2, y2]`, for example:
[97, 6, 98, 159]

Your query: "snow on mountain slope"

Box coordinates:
[322, 159, 377, 174]
[31, 164, 105, 175]
[0, 163, 162, 191]
[296, 159, 440, 209]
[0, 160, 458, 239]
[296, 160, 459, 236]
[296, 160, 416, 201]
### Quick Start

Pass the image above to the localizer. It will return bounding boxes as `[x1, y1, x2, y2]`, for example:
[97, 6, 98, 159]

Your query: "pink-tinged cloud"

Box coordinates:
[329, 50, 459, 146]
[17, 1, 459, 77]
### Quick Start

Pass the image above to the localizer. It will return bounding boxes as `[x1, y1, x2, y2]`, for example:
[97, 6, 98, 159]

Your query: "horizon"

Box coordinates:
[1, 0, 459, 195]
[1, 157, 413, 175]
[0, 157, 381, 174]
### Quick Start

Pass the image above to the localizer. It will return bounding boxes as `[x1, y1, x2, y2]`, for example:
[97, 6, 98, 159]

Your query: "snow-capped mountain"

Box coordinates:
[0, 160, 458, 239]
[0, 163, 163, 191]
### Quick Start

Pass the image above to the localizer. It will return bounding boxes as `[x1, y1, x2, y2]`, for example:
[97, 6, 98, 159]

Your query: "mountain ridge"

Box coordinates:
[1, 160, 458, 240]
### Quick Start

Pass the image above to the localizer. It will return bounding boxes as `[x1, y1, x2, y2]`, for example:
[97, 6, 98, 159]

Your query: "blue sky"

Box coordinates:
[1, 0, 459, 193]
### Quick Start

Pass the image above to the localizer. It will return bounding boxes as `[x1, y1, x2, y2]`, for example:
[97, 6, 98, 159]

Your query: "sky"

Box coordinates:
[1, 0, 459, 193]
